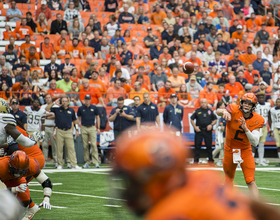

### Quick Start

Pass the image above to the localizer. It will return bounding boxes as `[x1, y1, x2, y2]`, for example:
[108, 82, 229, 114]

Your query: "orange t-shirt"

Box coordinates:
[186, 58, 202, 66]
[182, 43, 192, 54]
[40, 42, 55, 59]
[262, 16, 275, 26]
[68, 45, 83, 59]
[231, 31, 244, 42]
[0, 91, 9, 101]
[163, 67, 172, 77]
[239, 53, 257, 68]
[244, 70, 260, 84]
[225, 104, 264, 150]
[237, 42, 251, 53]
[47, 88, 64, 98]
[246, 18, 262, 31]
[208, 0, 219, 10]
[36, 22, 50, 33]
[88, 79, 107, 94]
[31, 67, 44, 77]
[55, 45, 68, 59]
[158, 87, 176, 105]
[20, 43, 36, 56]
[105, 54, 121, 63]
[25, 52, 40, 62]
[98, 75, 110, 90]
[80, 62, 90, 73]
[128, 88, 148, 103]
[158, 53, 172, 63]
[79, 87, 101, 104]
[131, 74, 151, 86]
[70, 76, 79, 84]
[199, 89, 217, 104]
[122, 84, 132, 94]
[224, 82, 244, 97]
[151, 11, 167, 25]
[107, 87, 126, 100]
[83, 47, 95, 57]
[3, 31, 17, 40]
[14, 25, 33, 39]
[109, 65, 117, 78]
[12, 82, 22, 92]
[136, 62, 154, 75]
[208, 11, 217, 18]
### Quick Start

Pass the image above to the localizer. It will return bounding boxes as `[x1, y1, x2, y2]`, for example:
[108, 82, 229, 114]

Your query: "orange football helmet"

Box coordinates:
[239, 93, 258, 113]
[9, 151, 29, 178]
[112, 127, 188, 216]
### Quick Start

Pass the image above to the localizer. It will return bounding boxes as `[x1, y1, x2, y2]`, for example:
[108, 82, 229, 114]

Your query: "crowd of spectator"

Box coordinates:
[0, 0, 280, 109]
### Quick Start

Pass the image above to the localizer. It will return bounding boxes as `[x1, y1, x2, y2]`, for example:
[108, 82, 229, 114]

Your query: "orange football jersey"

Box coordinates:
[225, 104, 264, 150]
[146, 169, 255, 220]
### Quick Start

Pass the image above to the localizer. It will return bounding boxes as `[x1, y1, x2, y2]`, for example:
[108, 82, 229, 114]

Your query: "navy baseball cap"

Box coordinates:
[170, 93, 177, 98]
[85, 95, 91, 99]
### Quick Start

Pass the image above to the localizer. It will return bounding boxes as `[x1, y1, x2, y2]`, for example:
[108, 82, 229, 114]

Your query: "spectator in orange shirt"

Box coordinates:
[158, 80, 176, 107]
[129, 81, 148, 103]
[80, 54, 92, 77]
[56, 39, 69, 59]
[136, 54, 153, 75]
[20, 35, 35, 56]
[40, 36, 55, 60]
[151, 4, 167, 25]
[199, 82, 218, 108]
[158, 46, 172, 64]
[127, 37, 145, 59]
[35, 0, 52, 21]
[232, 25, 244, 45]
[120, 78, 132, 94]
[30, 59, 45, 78]
[56, 30, 71, 48]
[208, 0, 219, 10]
[244, 63, 260, 84]
[26, 46, 40, 64]
[69, 38, 84, 59]
[208, 4, 219, 18]
[98, 67, 110, 90]
[36, 13, 50, 36]
[47, 79, 65, 99]
[246, 13, 261, 32]
[262, 11, 275, 26]
[240, 46, 257, 68]
[89, 71, 107, 95]
[187, 51, 204, 74]
[224, 75, 244, 97]
[131, 66, 151, 90]
[237, 33, 251, 53]
[82, 38, 95, 57]
[14, 18, 33, 40]
[168, 67, 185, 92]
[79, 78, 105, 106]
[107, 78, 126, 106]
[3, 24, 17, 40]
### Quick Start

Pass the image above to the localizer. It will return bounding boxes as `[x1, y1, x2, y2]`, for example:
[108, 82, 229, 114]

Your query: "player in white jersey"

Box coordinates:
[255, 93, 271, 166]
[24, 99, 46, 136]
[0, 98, 40, 148]
[268, 98, 280, 166]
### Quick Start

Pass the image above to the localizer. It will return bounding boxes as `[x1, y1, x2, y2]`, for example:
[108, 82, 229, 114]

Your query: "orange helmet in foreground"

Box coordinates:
[9, 151, 29, 178]
[112, 127, 188, 216]
[239, 93, 258, 113]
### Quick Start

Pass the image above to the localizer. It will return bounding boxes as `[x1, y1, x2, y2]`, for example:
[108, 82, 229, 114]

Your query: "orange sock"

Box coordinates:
[29, 201, 35, 209]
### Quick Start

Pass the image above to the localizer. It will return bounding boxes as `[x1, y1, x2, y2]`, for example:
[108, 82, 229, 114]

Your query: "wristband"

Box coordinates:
[74, 124, 79, 130]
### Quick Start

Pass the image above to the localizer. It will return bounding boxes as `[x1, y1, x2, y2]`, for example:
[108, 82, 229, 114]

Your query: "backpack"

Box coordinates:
[97, 106, 108, 130]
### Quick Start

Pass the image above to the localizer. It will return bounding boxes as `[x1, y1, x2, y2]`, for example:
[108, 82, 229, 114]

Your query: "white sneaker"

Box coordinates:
[22, 204, 40, 220]
[95, 163, 100, 168]
[83, 163, 90, 168]
[72, 165, 82, 170]
[57, 165, 63, 170]
[263, 159, 270, 164]
[54, 163, 58, 168]
[255, 158, 259, 164]
[67, 164, 72, 169]
[259, 162, 269, 166]
[216, 161, 223, 167]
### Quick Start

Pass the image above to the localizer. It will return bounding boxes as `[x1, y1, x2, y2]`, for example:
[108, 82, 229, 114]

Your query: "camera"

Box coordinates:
[120, 109, 123, 113]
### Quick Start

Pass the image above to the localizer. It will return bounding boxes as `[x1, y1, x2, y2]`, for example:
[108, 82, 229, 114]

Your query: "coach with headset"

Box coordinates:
[45, 96, 82, 170]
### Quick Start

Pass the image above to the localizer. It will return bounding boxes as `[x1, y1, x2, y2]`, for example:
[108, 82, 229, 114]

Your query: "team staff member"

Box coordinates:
[131, 96, 141, 126]
[45, 97, 82, 170]
[163, 94, 184, 132]
[77, 95, 101, 168]
[136, 93, 160, 130]
[109, 97, 135, 141]
[41, 94, 58, 168]
[191, 99, 217, 163]
[10, 98, 27, 130]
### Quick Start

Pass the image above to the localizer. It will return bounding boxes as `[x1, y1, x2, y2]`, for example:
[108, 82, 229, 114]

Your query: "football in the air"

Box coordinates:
[183, 62, 194, 74]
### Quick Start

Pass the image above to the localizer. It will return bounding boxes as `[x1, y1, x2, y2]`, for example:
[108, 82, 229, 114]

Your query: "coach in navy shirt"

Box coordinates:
[10, 98, 27, 130]
[163, 94, 184, 132]
[136, 93, 160, 130]
[109, 97, 135, 141]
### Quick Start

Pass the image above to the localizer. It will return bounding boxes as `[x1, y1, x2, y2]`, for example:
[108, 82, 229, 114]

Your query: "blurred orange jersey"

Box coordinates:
[225, 104, 264, 150]
[146, 169, 255, 220]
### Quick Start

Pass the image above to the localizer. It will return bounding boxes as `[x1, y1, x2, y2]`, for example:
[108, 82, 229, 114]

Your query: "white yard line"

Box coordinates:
[103, 204, 121, 208]
[236, 185, 280, 192]
[29, 189, 125, 201]
[51, 205, 68, 209]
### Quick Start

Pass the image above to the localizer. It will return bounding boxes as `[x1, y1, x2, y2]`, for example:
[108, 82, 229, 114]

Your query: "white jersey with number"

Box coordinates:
[270, 107, 280, 130]
[24, 107, 46, 132]
[255, 102, 271, 124]
[0, 113, 16, 145]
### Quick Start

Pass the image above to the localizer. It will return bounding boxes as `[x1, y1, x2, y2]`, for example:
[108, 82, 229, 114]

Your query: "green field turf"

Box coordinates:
[29, 164, 280, 220]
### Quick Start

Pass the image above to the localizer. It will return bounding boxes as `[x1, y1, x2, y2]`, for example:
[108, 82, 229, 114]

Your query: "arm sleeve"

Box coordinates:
[15, 134, 36, 147]
[245, 129, 260, 147]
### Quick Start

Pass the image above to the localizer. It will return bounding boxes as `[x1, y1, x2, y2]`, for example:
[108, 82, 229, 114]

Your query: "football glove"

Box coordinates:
[11, 183, 27, 193]
[30, 131, 45, 143]
[7, 135, 16, 146]
[40, 197, 51, 210]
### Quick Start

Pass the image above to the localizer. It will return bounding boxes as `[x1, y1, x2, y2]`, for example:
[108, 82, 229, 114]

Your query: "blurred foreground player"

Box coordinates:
[217, 93, 264, 198]
[112, 127, 280, 220]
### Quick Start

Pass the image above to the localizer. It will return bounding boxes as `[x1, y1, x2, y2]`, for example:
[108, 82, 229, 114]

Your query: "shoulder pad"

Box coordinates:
[2, 114, 16, 126]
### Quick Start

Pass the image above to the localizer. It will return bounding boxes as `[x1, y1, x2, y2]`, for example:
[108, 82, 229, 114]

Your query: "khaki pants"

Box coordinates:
[42, 126, 57, 164]
[259, 126, 268, 143]
[56, 129, 77, 167]
[274, 128, 280, 147]
[81, 126, 98, 164]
